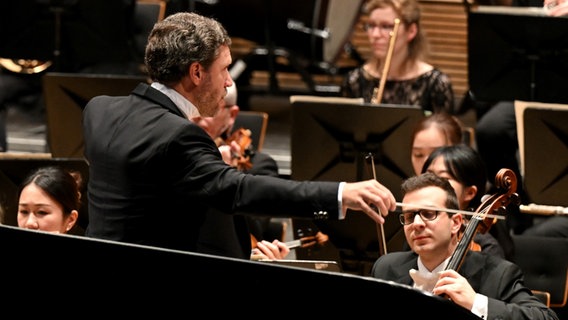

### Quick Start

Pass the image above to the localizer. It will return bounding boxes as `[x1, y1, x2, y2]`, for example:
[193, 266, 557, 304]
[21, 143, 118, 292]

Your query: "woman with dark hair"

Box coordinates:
[422, 145, 515, 261]
[410, 112, 463, 176]
[422, 145, 487, 210]
[17, 166, 80, 234]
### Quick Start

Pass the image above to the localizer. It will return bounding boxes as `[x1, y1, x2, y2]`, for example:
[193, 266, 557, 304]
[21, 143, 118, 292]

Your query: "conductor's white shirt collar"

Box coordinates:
[151, 82, 200, 120]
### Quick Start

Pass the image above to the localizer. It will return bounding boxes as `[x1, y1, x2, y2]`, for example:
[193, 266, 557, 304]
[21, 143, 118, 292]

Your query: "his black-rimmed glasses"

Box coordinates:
[399, 209, 443, 225]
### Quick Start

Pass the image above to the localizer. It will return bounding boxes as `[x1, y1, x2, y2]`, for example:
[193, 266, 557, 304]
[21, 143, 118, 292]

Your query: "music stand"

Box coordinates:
[42, 72, 147, 158]
[514, 100, 568, 207]
[468, 7, 568, 103]
[289, 96, 424, 274]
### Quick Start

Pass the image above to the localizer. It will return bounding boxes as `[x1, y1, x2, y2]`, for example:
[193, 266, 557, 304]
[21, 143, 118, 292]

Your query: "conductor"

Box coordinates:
[82, 12, 396, 252]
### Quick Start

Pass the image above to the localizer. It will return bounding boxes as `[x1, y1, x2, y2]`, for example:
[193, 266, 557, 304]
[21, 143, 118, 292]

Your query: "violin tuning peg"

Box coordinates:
[510, 193, 521, 206]
[496, 206, 508, 215]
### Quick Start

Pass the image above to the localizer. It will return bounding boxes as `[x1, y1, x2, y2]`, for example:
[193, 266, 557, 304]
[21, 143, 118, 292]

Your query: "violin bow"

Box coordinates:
[371, 18, 401, 105]
[366, 153, 388, 256]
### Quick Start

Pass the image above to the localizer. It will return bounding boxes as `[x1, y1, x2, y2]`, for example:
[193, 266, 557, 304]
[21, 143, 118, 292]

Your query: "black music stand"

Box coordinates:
[42, 72, 147, 158]
[289, 96, 424, 275]
[468, 7, 568, 103]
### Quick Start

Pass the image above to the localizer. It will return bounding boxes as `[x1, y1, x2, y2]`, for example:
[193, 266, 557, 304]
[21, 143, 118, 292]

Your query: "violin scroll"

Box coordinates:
[477, 168, 521, 232]
[493, 168, 521, 209]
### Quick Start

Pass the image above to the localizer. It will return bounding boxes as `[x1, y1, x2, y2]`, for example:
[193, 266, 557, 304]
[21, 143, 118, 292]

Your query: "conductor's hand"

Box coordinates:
[545, 0, 568, 16]
[341, 179, 396, 224]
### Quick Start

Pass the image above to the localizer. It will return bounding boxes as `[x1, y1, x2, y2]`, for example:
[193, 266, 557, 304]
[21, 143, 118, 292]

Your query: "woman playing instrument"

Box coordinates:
[341, 0, 455, 114]
[371, 172, 559, 320]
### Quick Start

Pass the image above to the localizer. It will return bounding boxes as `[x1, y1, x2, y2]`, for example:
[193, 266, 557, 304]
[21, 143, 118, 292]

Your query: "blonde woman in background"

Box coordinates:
[342, 0, 455, 114]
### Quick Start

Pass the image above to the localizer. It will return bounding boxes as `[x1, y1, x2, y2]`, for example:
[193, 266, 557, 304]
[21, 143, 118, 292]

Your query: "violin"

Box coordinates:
[217, 127, 254, 171]
[445, 168, 521, 272]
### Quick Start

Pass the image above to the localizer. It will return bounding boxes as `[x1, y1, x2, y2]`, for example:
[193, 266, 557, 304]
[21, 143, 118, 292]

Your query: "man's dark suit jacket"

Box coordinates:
[196, 151, 279, 259]
[371, 250, 558, 320]
[82, 83, 340, 252]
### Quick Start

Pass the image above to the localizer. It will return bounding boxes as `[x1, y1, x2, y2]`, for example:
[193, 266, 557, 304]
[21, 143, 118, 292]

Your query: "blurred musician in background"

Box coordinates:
[410, 113, 464, 177]
[341, 0, 455, 114]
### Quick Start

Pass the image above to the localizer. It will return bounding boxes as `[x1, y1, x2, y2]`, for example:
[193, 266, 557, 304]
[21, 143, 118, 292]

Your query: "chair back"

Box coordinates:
[512, 235, 568, 308]
[133, 0, 166, 60]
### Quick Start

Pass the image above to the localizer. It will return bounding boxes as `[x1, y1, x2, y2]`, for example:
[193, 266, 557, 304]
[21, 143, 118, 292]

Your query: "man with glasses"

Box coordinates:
[371, 172, 558, 320]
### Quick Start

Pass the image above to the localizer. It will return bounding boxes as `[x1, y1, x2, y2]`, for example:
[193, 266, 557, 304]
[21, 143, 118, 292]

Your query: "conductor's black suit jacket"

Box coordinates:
[82, 83, 340, 252]
[196, 151, 280, 259]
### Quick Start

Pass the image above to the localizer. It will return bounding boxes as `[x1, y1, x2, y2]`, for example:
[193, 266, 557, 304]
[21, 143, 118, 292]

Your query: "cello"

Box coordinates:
[445, 168, 521, 273]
